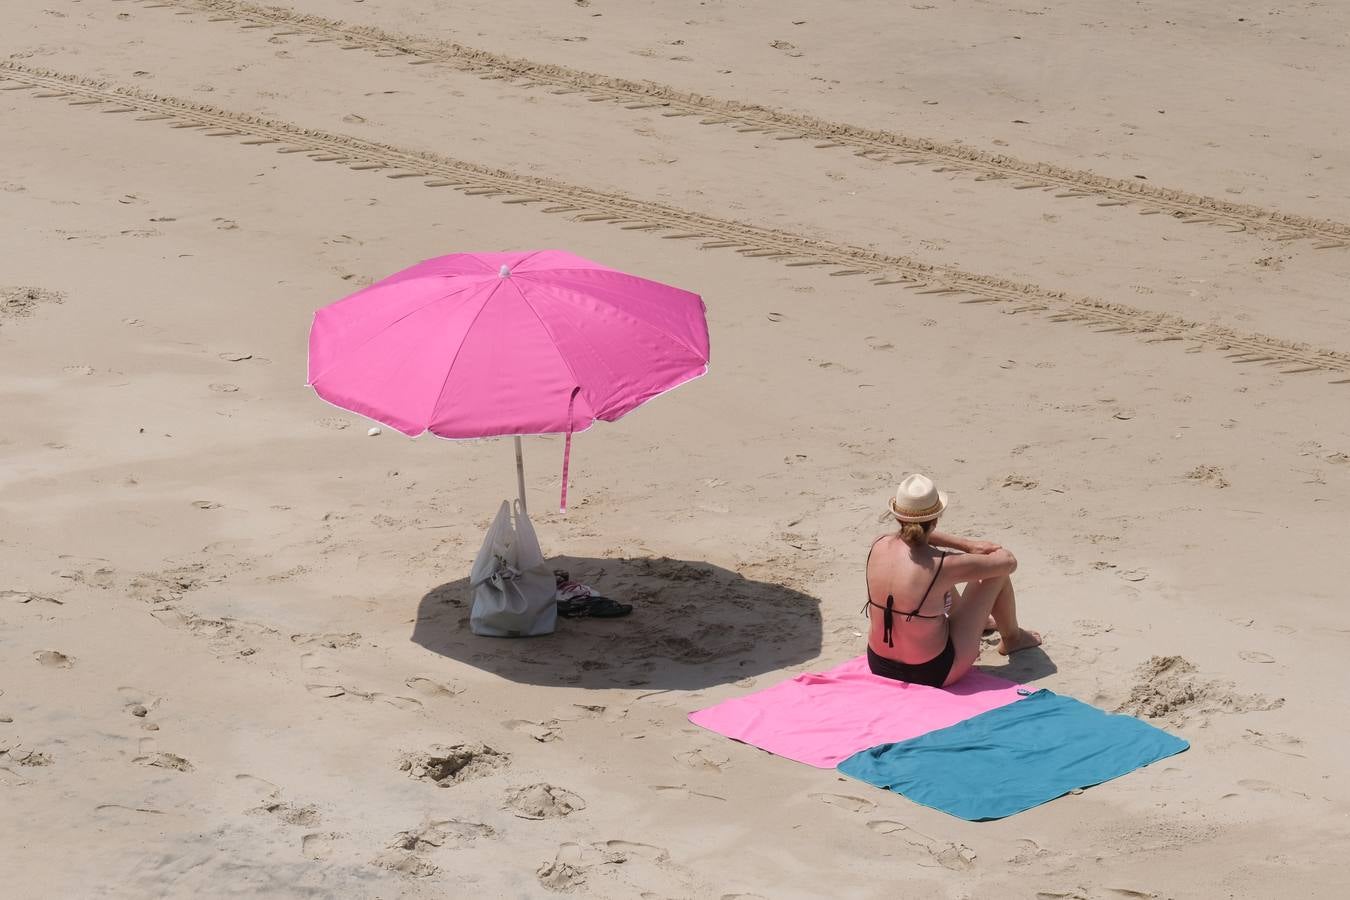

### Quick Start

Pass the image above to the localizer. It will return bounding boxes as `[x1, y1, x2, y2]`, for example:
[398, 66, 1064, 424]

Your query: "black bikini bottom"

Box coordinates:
[867, 639, 956, 688]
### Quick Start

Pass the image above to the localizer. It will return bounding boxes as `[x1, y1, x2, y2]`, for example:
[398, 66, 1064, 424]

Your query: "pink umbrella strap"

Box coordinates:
[560, 386, 581, 513]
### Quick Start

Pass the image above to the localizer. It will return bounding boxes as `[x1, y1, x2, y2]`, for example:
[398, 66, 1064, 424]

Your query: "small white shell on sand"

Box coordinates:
[367, 426, 382, 436]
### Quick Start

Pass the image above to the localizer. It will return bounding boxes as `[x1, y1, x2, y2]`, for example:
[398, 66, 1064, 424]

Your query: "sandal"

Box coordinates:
[557, 596, 633, 619]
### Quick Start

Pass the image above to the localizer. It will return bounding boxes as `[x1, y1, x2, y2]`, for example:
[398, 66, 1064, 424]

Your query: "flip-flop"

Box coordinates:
[557, 596, 632, 619]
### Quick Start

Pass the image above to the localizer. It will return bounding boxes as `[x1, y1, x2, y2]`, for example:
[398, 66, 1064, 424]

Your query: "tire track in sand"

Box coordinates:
[4, 62, 1348, 382]
[111, 0, 1350, 250]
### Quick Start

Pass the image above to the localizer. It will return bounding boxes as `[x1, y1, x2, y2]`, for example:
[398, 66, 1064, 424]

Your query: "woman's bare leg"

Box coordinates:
[944, 576, 1041, 685]
[987, 577, 1041, 656]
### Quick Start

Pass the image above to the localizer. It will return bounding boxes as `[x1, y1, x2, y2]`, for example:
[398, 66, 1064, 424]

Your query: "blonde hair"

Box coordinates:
[897, 519, 937, 546]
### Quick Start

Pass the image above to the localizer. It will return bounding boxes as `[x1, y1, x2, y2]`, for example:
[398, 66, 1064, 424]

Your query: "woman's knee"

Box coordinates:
[970, 574, 1008, 599]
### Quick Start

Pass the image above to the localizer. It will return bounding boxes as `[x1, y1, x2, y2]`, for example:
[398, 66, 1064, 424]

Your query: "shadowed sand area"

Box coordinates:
[414, 556, 822, 690]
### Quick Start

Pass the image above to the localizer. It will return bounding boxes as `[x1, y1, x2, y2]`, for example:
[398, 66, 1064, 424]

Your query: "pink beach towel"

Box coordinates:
[688, 656, 1027, 769]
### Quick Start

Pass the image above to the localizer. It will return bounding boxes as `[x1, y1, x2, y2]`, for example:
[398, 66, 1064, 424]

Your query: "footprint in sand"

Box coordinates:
[34, 650, 73, 668]
[399, 744, 509, 786]
[1006, 837, 1057, 866]
[536, 843, 616, 892]
[504, 719, 561, 743]
[809, 792, 875, 813]
[1073, 619, 1114, 637]
[305, 684, 348, 699]
[209, 383, 239, 393]
[1241, 729, 1305, 758]
[551, 702, 626, 724]
[505, 783, 587, 820]
[118, 687, 160, 720]
[928, 843, 978, 871]
[2, 286, 64, 321]
[234, 773, 281, 796]
[1236, 778, 1309, 799]
[673, 748, 729, 772]
[1239, 650, 1276, 664]
[649, 784, 726, 802]
[537, 840, 672, 892]
[867, 820, 975, 870]
[598, 840, 669, 862]
[404, 676, 463, 698]
[389, 819, 495, 851]
[0, 766, 31, 787]
[301, 832, 341, 860]
[135, 752, 193, 773]
[299, 653, 330, 673]
[537, 858, 588, 892]
[370, 849, 438, 877]
[4, 590, 61, 606]
[9, 749, 54, 767]
[94, 804, 166, 821]
[291, 632, 361, 649]
[117, 686, 159, 706]
[380, 694, 423, 710]
[302, 682, 417, 709]
[252, 799, 322, 826]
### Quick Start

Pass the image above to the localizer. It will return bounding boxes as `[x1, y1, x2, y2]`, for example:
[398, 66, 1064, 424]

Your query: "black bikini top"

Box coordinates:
[863, 546, 949, 648]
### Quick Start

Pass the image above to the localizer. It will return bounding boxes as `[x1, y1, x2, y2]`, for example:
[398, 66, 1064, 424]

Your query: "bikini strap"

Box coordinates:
[905, 551, 948, 621]
[861, 535, 887, 616]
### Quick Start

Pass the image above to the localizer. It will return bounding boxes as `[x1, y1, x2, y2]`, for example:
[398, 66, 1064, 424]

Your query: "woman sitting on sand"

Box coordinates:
[864, 474, 1041, 687]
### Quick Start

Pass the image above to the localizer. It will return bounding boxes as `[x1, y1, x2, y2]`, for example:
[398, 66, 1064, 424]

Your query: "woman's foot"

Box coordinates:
[997, 628, 1042, 656]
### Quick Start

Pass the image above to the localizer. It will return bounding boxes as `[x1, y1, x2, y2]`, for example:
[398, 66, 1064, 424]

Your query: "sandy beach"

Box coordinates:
[3, 1, 1349, 896]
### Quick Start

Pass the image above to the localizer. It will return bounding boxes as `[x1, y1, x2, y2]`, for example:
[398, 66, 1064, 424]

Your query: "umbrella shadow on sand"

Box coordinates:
[412, 555, 822, 691]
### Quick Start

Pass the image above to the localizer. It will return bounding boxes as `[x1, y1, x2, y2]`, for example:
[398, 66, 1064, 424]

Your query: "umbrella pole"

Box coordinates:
[514, 435, 528, 516]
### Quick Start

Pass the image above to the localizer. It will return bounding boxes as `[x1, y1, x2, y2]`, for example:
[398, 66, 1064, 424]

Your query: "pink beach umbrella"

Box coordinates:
[307, 250, 710, 513]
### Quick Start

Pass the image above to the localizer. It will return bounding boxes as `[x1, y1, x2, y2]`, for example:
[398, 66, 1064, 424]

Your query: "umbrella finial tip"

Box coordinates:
[499, 265, 511, 278]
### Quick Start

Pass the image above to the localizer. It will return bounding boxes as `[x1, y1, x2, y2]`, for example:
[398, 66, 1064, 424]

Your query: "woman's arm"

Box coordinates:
[928, 530, 972, 552]
[929, 531, 1001, 555]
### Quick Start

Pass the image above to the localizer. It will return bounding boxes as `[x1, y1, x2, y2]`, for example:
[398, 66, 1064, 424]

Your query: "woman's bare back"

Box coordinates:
[864, 535, 958, 665]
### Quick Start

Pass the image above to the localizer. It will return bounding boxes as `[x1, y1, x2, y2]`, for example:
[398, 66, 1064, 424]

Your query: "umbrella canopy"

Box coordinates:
[307, 250, 709, 509]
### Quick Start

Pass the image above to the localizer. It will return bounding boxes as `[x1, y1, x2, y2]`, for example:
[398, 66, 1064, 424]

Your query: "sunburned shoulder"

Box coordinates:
[870, 535, 941, 563]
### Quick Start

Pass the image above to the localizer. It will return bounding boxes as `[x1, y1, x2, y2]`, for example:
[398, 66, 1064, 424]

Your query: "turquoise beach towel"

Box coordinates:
[837, 690, 1188, 821]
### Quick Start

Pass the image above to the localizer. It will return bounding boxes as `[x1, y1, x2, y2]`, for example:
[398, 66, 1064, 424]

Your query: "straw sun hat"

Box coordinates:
[880, 473, 948, 523]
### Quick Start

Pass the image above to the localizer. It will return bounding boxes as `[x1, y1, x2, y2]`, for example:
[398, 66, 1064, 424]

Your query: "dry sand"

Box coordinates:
[3, 1, 1349, 897]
